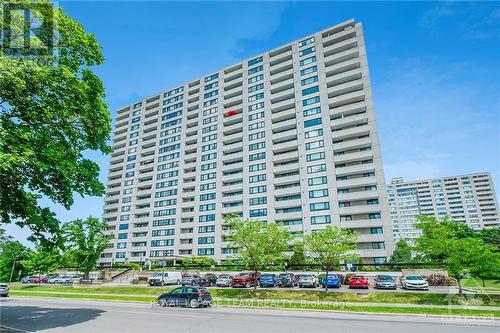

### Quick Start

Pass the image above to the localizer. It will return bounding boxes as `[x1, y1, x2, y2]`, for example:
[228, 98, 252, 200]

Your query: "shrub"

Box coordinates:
[424, 273, 456, 286]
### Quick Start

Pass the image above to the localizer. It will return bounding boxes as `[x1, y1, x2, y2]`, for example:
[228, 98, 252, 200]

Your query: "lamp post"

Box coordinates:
[9, 260, 18, 285]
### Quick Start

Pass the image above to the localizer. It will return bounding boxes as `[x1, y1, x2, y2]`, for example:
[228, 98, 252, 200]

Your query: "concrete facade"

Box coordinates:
[388, 173, 499, 242]
[99, 19, 394, 266]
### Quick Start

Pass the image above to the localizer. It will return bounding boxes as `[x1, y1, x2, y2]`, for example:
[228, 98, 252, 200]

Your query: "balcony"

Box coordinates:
[339, 204, 380, 215]
[336, 176, 377, 189]
[272, 128, 297, 143]
[331, 123, 370, 141]
[333, 150, 373, 164]
[273, 139, 298, 154]
[337, 190, 379, 202]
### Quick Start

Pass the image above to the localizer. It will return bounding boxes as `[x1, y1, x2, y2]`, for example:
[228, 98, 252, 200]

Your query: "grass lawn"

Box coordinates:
[462, 279, 500, 292]
[9, 284, 500, 306]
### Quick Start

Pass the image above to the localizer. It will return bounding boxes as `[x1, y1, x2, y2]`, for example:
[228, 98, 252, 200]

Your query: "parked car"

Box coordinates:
[21, 276, 37, 284]
[201, 273, 218, 286]
[231, 272, 260, 288]
[0, 284, 9, 297]
[47, 276, 61, 284]
[401, 275, 429, 290]
[215, 274, 233, 287]
[259, 274, 278, 287]
[32, 276, 47, 284]
[321, 274, 342, 288]
[157, 286, 212, 308]
[298, 274, 319, 288]
[181, 275, 204, 286]
[148, 271, 182, 286]
[278, 273, 298, 287]
[374, 275, 397, 290]
[58, 275, 79, 284]
[348, 275, 369, 289]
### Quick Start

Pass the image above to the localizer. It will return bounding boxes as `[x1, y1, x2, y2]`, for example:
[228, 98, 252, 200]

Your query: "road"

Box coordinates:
[1, 297, 497, 333]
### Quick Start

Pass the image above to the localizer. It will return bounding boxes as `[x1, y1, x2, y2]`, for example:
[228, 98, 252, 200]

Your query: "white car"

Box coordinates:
[47, 276, 61, 284]
[0, 284, 9, 297]
[298, 274, 319, 288]
[58, 275, 79, 284]
[401, 275, 429, 290]
[148, 271, 182, 286]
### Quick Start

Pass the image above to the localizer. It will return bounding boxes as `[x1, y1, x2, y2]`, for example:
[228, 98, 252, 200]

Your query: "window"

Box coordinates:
[248, 111, 265, 121]
[249, 163, 266, 172]
[199, 214, 216, 222]
[201, 153, 217, 161]
[117, 242, 127, 249]
[202, 134, 217, 142]
[248, 56, 263, 66]
[311, 215, 331, 224]
[248, 74, 264, 84]
[301, 76, 318, 86]
[249, 131, 265, 141]
[200, 172, 216, 181]
[198, 236, 215, 244]
[249, 197, 267, 205]
[151, 229, 175, 237]
[303, 96, 320, 106]
[249, 102, 264, 112]
[248, 83, 264, 93]
[302, 86, 319, 96]
[118, 233, 127, 239]
[308, 176, 327, 186]
[248, 92, 264, 102]
[250, 185, 266, 194]
[304, 117, 322, 128]
[367, 199, 379, 205]
[200, 203, 216, 211]
[372, 242, 385, 250]
[309, 189, 328, 198]
[299, 37, 315, 47]
[307, 164, 326, 174]
[300, 65, 317, 76]
[153, 219, 175, 227]
[369, 213, 381, 220]
[199, 225, 215, 233]
[305, 140, 324, 150]
[305, 128, 323, 139]
[201, 162, 217, 171]
[204, 82, 218, 91]
[200, 182, 216, 191]
[249, 152, 266, 161]
[200, 193, 216, 201]
[198, 248, 214, 256]
[151, 239, 174, 247]
[300, 56, 316, 66]
[249, 121, 265, 131]
[249, 141, 265, 151]
[371, 227, 383, 234]
[204, 90, 218, 99]
[310, 202, 330, 211]
[299, 46, 315, 56]
[306, 152, 325, 162]
[248, 65, 263, 75]
[249, 174, 266, 183]
[204, 73, 219, 83]
[250, 209, 267, 217]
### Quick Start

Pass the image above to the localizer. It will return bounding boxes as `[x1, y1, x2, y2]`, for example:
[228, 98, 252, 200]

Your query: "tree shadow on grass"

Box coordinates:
[0, 302, 104, 332]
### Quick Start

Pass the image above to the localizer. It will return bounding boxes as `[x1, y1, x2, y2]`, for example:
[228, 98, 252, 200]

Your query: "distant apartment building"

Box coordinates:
[387, 173, 499, 241]
[99, 19, 394, 266]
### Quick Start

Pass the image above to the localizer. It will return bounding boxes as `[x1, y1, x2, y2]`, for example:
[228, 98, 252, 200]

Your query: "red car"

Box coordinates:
[231, 272, 261, 288]
[348, 275, 369, 289]
[32, 276, 47, 284]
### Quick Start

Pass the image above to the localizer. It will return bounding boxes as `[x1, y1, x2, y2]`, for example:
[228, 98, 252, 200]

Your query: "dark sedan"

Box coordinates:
[277, 273, 297, 287]
[157, 287, 212, 308]
[181, 275, 216, 287]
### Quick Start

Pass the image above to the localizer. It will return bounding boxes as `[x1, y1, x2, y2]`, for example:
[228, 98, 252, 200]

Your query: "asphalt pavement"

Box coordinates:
[0, 297, 498, 333]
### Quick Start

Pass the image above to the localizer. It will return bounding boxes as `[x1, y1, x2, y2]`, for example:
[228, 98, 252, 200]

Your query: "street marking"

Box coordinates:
[108, 309, 210, 319]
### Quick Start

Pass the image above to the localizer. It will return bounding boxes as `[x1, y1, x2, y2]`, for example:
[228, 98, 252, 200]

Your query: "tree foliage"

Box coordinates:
[21, 246, 61, 276]
[303, 226, 358, 290]
[0, 0, 111, 244]
[0, 237, 31, 282]
[225, 215, 290, 289]
[415, 215, 498, 295]
[389, 239, 413, 269]
[182, 256, 217, 268]
[63, 216, 110, 279]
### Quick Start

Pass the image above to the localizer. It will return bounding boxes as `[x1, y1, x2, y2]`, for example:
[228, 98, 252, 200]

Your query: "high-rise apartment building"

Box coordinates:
[99, 19, 394, 266]
[388, 173, 499, 242]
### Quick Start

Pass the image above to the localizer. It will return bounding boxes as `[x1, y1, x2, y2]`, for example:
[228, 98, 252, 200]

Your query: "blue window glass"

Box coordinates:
[304, 117, 322, 128]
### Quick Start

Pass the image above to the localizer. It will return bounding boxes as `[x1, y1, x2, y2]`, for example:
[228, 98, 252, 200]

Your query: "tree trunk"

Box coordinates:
[457, 278, 463, 296]
[84, 271, 90, 280]
[482, 278, 485, 288]
[324, 270, 328, 292]
[254, 268, 258, 291]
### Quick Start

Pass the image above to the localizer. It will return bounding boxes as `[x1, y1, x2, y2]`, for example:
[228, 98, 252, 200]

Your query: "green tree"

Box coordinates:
[288, 241, 308, 268]
[225, 215, 291, 290]
[389, 239, 413, 270]
[415, 216, 497, 295]
[0, 239, 31, 282]
[63, 216, 111, 279]
[182, 256, 217, 269]
[0, 0, 111, 245]
[303, 226, 358, 291]
[468, 245, 500, 288]
[21, 247, 61, 276]
[477, 228, 500, 250]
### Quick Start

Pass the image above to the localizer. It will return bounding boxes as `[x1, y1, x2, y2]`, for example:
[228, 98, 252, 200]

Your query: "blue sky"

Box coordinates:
[5, 1, 500, 243]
